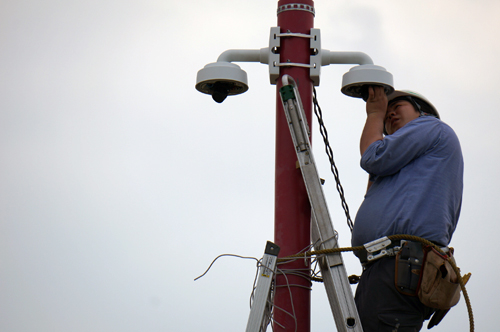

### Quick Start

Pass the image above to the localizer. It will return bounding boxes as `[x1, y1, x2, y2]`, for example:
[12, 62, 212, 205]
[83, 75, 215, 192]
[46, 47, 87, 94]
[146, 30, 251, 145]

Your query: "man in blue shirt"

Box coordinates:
[352, 87, 463, 331]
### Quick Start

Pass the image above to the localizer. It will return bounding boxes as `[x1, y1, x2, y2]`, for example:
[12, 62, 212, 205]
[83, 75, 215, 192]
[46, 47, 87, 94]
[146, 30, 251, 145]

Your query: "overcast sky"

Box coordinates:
[1, 0, 498, 331]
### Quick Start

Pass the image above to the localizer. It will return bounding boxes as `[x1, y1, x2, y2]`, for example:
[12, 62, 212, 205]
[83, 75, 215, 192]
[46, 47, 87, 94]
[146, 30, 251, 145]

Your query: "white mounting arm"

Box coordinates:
[321, 50, 374, 66]
[195, 27, 393, 101]
[216, 48, 269, 64]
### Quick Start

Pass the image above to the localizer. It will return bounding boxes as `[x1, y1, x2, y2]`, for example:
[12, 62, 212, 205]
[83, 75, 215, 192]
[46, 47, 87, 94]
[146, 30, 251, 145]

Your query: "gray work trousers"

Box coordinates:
[354, 256, 434, 332]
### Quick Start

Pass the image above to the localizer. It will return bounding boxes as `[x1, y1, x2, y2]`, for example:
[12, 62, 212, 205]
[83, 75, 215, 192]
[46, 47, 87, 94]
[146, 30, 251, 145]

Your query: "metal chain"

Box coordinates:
[312, 87, 354, 232]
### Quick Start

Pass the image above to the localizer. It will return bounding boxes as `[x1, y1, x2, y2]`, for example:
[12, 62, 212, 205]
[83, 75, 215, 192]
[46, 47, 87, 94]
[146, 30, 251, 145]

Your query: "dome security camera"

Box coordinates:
[341, 64, 394, 101]
[195, 62, 249, 103]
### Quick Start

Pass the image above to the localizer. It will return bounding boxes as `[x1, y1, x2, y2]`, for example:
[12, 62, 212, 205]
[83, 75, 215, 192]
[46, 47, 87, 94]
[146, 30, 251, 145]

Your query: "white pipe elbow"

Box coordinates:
[321, 50, 374, 66]
[217, 48, 269, 64]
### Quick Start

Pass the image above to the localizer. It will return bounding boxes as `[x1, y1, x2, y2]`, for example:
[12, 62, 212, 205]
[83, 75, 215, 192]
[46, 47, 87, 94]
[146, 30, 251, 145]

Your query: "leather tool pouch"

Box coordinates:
[395, 241, 425, 296]
[418, 246, 460, 310]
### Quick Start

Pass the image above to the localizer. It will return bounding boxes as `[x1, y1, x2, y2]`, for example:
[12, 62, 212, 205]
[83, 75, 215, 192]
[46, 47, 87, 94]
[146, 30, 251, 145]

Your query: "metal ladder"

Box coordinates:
[279, 74, 362, 332]
[246, 75, 362, 332]
[245, 241, 280, 332]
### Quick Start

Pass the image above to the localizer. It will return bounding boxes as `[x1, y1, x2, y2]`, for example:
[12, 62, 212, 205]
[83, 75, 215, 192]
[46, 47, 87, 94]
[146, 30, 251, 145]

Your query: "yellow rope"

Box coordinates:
[278, 234, 474, 332]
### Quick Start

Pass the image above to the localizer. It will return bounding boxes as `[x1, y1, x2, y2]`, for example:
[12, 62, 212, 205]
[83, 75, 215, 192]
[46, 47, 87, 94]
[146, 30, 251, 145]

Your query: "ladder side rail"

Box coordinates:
[246, 241, 280, 332]
[301, 152, 362, 332]
[280, 77, 363, 332]
[312, 213, 362, 332]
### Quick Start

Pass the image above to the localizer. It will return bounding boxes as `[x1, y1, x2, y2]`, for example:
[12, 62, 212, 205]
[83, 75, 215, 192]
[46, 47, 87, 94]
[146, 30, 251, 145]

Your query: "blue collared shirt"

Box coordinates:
[351, 116, 463, 247]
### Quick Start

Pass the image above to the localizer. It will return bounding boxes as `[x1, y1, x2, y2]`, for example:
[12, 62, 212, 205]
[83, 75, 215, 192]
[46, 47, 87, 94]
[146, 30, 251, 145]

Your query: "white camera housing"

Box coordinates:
[195, 62, 249, 102]
[341, 64, 394, 99]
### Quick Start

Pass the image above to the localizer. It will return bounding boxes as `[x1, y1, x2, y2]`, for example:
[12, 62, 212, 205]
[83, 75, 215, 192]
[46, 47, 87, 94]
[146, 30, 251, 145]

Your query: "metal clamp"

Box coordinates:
[273, 61, 316, 69]
[276, 32, 314, 39]
[268, 27, 321, 86]
[364, 236, 402, 262]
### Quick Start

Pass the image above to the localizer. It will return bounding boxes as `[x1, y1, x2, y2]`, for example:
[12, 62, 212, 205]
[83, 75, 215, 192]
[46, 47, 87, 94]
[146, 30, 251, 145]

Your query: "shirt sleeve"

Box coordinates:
[361, 117, 442, 177]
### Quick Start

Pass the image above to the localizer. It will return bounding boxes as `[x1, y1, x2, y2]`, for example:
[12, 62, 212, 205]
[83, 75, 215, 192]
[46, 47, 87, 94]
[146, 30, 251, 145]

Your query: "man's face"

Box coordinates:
[384, 99, 420, 135]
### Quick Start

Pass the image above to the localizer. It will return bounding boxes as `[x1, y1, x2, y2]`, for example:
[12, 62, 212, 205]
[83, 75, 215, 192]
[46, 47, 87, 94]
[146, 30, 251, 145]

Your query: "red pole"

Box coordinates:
[274, 1, 314, 332]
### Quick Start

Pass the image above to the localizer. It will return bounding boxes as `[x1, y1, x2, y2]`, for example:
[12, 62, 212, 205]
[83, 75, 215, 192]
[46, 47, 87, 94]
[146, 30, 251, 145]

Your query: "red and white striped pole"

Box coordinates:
[274, 1, 314, 331]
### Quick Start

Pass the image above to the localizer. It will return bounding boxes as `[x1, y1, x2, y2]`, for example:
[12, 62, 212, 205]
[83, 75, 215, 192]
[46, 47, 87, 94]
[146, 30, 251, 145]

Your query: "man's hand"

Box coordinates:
[360, 86, 387, 155]
[366, 86, 388, 116]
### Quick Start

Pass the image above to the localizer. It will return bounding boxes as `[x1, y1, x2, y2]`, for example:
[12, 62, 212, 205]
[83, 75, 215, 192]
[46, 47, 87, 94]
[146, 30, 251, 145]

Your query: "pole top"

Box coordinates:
[277, 3, 315, 16]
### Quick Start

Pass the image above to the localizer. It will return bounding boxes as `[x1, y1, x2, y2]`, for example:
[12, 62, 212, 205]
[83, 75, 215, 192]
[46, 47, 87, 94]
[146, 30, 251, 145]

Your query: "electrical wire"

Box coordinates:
[194, 254, 259, 281]
[272, 267, 298, 332]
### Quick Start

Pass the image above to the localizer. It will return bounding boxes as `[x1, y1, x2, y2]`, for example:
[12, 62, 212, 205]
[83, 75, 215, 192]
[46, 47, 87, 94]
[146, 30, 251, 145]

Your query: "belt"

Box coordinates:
[356, 236, 448, 266]
[355, 237, 404, 266]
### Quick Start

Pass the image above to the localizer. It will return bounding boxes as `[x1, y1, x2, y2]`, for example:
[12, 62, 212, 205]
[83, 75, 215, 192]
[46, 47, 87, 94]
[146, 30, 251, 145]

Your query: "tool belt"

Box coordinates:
[418, 245, 461, 310]
[395, 240, 425, 296]
[395, 241, 461, 310]
[357, 237, 461, 310]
